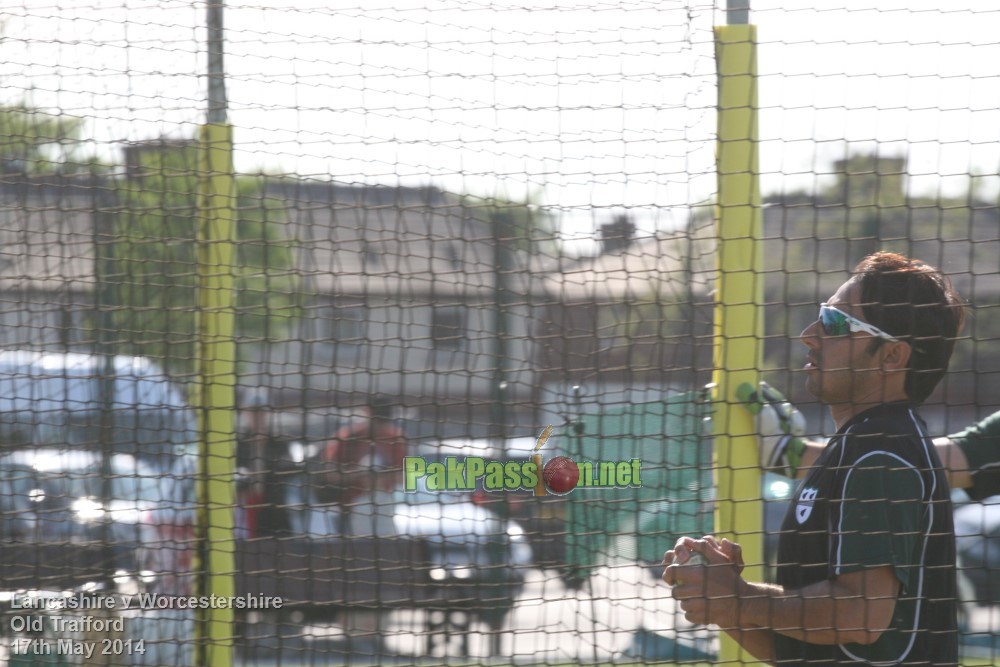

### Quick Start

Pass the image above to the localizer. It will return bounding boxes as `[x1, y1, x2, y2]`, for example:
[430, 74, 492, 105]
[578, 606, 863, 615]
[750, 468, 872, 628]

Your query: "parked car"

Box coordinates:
[392, 479, 533, 578]
[0, 351, 197, 465]
[289, 436, 533, 577]
[954, 494, 1000, 606]
[0, 351, 198, 591]
[135, 450, 198, 596]
[399, 436, 570, 568]
[140, 436, 533, 597]
[0, 448, 175, 572]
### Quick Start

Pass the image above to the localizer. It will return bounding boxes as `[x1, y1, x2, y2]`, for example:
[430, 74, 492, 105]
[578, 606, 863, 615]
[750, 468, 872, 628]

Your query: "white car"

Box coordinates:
[393, 482, 533, 578]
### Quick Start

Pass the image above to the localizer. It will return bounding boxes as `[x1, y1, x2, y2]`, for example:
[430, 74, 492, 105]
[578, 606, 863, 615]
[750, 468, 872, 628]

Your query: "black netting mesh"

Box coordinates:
[0, 2, 998, 665]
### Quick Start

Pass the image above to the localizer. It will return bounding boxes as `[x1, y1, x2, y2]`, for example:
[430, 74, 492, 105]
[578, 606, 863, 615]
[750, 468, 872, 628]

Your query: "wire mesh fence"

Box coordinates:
[1, 1, 999, 665]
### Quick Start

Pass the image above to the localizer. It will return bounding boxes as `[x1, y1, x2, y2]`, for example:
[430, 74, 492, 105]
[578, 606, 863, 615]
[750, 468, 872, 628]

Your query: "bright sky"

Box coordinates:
[2, 0, 998, 253]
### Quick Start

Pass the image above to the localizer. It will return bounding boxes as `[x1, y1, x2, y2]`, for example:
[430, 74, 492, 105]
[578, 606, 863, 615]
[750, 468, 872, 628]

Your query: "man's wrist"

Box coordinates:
[733, 580, 780, 630]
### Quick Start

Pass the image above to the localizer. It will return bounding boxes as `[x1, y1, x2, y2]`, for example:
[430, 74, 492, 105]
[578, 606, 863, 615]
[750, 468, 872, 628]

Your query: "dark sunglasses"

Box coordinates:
[819, 304, 900, 342]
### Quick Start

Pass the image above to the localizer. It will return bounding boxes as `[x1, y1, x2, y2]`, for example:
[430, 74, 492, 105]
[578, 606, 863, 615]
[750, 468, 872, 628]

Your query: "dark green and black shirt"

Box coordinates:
[949, 409, 1000, 501]
[774, 402, 958, 667]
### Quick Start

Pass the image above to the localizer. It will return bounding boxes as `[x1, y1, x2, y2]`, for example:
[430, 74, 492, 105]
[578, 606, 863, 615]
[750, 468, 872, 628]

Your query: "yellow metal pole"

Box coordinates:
[713, 22, 764, 667]
[194, 121, 237, 667]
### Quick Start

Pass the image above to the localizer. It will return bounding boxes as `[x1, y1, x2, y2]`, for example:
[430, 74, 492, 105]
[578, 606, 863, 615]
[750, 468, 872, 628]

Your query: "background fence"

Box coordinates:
[1, 0, 1000, 665]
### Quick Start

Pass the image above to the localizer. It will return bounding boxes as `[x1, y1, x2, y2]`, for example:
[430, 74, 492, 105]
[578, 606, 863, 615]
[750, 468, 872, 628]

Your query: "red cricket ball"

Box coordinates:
[543, 456, 580, 495]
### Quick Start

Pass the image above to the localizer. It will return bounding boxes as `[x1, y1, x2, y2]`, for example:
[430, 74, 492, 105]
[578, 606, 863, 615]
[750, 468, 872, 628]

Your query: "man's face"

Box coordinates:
[800, 281, 889, 406]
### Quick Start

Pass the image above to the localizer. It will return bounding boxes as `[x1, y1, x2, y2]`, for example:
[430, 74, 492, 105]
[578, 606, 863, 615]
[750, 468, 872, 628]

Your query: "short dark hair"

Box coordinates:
[369, 394, 395, 421]
[851, 251, 965, 403]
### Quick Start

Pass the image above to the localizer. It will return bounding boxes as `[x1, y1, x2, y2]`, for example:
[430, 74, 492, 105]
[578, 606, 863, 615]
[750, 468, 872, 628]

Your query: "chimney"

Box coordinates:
[599, 215, 636, 254]
[833, 154, 907, 207]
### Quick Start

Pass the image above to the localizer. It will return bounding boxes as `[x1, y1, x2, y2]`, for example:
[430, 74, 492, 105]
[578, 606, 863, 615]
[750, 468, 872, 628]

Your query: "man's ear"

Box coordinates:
[879, 340, 912, 371]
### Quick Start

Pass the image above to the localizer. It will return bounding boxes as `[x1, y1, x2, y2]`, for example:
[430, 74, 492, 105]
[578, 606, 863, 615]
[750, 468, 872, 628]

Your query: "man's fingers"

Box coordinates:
[662, 535, 712, 586]
[685, 537, 722, 564]
[719, 538, 745, 573]
[719, 537, 742, 559]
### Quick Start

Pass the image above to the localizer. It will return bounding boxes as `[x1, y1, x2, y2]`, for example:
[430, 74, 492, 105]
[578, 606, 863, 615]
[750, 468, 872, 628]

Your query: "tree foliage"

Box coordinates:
[0, 104, 91, 174]
[101, 141, 299, 375]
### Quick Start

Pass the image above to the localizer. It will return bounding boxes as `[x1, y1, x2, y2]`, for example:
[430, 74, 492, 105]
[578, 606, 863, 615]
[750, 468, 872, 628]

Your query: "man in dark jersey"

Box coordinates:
[663, 252, 965, 667]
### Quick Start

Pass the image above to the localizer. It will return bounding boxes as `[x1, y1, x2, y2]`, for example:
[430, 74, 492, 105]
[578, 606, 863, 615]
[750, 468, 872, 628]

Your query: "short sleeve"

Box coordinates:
[953, 411, 1000, 501]
[834, 453, 925, 588]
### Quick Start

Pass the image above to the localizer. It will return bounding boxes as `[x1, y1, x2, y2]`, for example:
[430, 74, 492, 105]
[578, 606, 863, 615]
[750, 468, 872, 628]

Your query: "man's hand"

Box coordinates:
[661, 536, 748, 629]
[737, 381, 807, 478]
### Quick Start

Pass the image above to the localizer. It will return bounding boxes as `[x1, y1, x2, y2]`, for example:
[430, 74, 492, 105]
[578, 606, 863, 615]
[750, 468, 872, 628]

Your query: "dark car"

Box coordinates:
[0, 448, 177, 573]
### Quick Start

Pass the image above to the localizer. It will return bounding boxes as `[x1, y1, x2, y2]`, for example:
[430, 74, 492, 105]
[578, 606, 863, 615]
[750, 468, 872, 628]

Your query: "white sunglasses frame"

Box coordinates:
[819, 303, 901, 343]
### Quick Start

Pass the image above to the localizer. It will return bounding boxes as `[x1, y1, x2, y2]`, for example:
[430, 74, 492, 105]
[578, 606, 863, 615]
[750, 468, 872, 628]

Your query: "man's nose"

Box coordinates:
[800, 319, 820, 345]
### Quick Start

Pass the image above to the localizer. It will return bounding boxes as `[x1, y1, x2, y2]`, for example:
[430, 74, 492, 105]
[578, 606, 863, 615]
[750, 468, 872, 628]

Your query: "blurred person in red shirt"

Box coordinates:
[316, 395, 405, 655]
[314, 395, 404, 538]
